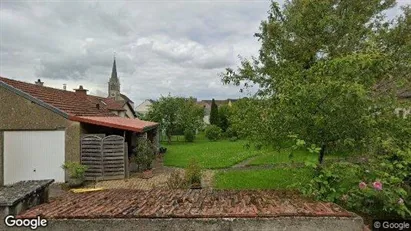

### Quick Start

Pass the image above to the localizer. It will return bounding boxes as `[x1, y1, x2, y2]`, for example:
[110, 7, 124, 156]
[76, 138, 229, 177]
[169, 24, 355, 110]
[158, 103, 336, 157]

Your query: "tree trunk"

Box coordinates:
[318, 144, 326, 165]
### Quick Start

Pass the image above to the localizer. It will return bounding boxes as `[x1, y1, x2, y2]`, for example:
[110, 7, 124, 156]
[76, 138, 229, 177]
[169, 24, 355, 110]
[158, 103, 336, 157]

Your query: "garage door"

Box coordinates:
[4, 131, 65, 185]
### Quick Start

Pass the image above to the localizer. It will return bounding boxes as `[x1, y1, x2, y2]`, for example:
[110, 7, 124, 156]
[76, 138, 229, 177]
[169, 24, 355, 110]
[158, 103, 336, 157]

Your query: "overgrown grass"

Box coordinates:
[214, 167, 314, 189]
[162, 134, 262, 169]
[162, 133, 348, 169]
[248, 148, 346, 166]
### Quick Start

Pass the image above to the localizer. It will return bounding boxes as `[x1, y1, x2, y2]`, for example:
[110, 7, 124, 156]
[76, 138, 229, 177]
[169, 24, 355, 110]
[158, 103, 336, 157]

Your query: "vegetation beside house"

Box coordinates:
[153, 0, 411, 221]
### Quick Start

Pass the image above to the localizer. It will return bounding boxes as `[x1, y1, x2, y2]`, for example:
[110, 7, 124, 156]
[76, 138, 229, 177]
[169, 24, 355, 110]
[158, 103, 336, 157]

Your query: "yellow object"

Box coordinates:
[70, 188, 105, 193]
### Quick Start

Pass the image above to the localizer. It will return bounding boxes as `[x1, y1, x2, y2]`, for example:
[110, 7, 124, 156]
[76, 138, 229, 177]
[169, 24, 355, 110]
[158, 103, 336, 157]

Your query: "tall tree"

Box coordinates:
[209, 99, 219, 125]
[218, 104, 231, 132]
[222, 0, 410, 164]
[146, 95, 204, 144]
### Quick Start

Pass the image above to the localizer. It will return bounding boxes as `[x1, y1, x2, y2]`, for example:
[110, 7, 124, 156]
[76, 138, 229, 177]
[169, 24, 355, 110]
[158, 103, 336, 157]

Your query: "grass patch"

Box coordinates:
[162, 134, 262, 169]
[161, 133, 348, 169]
[248, 148, 345, 166]
[214, 167, 314, 189]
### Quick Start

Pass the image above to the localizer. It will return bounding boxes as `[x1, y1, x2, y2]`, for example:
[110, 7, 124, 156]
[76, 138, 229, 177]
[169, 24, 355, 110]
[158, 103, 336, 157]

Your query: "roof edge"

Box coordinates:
[0, 80, 69, 119]
[69, 116, 159, 133]
[143, 123, 159, 132]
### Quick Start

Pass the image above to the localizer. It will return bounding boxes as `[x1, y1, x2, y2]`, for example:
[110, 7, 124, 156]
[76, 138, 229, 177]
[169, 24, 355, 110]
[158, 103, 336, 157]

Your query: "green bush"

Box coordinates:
[134, 138, 156, 171]
[343, 149, 411, 218]
[184, 129, 195, 142]
[229, 136, 238, 142]
[225, 127, 238, 138]
[299, 147, 411, 218]
[185, 158, 202, 186]
[61, 162, 88, 179]
[205, 125, 222, 141]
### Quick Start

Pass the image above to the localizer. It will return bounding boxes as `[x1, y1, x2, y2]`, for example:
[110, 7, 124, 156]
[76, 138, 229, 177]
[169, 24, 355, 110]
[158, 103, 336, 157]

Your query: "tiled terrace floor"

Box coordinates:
[18, 189, 353, 219]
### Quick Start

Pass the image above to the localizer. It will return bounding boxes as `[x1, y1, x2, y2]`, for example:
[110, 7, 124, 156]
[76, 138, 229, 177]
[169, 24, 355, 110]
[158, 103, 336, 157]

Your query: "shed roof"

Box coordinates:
[71, 116, 158, 132]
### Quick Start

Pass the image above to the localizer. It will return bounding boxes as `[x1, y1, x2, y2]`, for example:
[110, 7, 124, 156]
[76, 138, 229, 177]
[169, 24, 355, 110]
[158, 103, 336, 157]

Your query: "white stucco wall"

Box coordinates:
[135, 100, 153, 115]
[123, 104, 136, 118]
[395, 107, 411, 119]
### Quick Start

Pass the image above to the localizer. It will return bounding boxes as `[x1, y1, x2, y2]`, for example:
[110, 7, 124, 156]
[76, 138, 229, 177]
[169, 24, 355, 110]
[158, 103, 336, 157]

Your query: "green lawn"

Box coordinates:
[162, 134, 357, 189]
[162, 134, 346, 169]
[214, 167, 314, 189]
[162, 134, 263, 169]
[248, 148, 345, 166]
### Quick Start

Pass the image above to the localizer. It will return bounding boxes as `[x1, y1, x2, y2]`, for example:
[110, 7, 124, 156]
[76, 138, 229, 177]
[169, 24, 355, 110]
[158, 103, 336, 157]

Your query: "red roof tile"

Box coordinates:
[0, 76, 123, 116]
[97, 97, 126, 111]
[70, 116, 158, 132]
[18, 189, 354, 219]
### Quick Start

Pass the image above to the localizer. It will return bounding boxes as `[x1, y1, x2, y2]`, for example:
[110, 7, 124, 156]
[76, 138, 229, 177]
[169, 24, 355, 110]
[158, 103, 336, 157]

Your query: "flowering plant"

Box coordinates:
[300, 149, 411, 218]
[343, 149, 411, 218]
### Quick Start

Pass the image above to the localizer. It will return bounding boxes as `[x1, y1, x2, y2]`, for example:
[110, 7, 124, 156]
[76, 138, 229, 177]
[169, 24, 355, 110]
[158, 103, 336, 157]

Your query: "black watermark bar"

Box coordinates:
[373, 220, 411, 231]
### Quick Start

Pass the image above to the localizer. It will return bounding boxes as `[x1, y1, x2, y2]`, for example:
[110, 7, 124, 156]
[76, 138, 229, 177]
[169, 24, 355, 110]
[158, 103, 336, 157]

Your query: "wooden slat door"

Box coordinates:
[81, 135, 103, 180]
[102, 135, 125, 180]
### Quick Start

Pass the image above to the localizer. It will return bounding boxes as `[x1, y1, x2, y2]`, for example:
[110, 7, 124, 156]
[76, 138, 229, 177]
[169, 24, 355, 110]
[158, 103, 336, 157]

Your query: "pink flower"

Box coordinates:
[359, 182, 367, 190]
[398, 198, 404, 205]
[372, 181, 383, 191]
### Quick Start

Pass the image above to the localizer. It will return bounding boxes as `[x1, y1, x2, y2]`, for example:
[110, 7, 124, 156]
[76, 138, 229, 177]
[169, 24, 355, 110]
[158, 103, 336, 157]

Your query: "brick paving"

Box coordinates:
[90, 172, 171, 190]
[84, 168, 215, 190]
[18, 189, 353, 219]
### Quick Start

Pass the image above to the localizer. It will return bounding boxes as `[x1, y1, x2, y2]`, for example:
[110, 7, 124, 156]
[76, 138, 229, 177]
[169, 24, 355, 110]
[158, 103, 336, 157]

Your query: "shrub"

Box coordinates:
[159, 147, 167, 154]
[299, 148, 411, 218]
[229, 136, 238, 142]
[205, 125, 222, 141]
[61, 162, 88, 179]
[134, 138, 156, 171]
[255, 143, 263, 150]
[166, 171, 187, 189]
[225, 127, 238, 138]
[185, 158, 202, 187]
[184, 129, 195, 142]
[343, 149, 411, 218]
[299, 162, 357, 202]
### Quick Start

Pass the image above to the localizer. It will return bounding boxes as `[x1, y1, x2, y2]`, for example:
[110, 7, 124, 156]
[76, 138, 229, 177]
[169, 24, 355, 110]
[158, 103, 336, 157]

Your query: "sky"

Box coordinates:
[0, 0, 409, 106]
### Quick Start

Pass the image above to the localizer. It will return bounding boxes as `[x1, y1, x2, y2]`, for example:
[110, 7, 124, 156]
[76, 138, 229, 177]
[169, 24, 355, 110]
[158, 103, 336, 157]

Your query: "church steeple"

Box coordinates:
[111, 57, 118, 82]
[108, 56, 121, 100]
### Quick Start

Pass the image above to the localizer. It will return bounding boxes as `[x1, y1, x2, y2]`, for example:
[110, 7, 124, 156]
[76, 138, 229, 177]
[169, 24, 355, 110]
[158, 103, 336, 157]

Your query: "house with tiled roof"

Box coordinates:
[0, 66, 159, 185]
[198, 98, 239, 124]
[396, 89, 411, 119]
[135, 99, 157, 117]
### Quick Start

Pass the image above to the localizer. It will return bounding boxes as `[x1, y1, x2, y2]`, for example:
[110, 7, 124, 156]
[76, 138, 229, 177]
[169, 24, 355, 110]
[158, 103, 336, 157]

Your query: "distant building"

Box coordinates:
[396, 90, 411, 119]
[135, 99, 156, 117]
[197, 99, 238, 124]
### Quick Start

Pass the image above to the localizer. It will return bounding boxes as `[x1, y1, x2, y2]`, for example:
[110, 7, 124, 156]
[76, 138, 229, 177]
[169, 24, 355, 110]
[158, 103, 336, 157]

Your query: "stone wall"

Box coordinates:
[1, 217, 364, 231]
[0, 87, 81, 185]
[0, 132, 3, 187]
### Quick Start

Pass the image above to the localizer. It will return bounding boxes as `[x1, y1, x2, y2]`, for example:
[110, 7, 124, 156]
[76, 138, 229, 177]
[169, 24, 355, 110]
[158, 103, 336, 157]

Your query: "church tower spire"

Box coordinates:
[108, 55, 121, 100]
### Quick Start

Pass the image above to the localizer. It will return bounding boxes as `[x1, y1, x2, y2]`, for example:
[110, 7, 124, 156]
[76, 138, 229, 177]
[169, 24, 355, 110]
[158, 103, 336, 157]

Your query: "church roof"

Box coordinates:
[120, 93, 134, 103]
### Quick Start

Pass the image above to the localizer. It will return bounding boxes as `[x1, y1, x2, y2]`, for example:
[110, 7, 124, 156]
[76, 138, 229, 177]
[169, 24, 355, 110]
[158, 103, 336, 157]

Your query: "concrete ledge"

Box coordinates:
[2, 216, 364, 231]
[0, 180, 54, 218]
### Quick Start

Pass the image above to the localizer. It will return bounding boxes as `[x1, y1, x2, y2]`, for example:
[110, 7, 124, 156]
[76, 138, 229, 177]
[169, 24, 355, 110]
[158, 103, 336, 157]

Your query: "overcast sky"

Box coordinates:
[0, 1, 408, 105]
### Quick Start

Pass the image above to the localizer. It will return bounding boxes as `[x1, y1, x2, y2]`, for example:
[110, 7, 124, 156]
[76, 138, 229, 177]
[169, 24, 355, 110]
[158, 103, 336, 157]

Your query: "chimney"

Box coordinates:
[35, 79, 44, 86]
[63, 84, 67, 91]
[73, 85, 88, 95]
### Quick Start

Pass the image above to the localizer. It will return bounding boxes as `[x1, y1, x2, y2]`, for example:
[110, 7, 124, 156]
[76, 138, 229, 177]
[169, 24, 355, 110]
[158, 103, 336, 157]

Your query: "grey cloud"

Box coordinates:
[1, 0, 407, 104]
